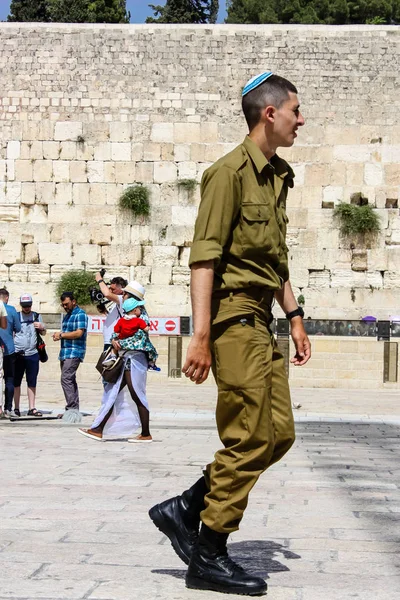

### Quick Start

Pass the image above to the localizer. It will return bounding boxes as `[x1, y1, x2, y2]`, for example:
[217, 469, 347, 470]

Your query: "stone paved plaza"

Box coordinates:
[1, 383, 400, 600]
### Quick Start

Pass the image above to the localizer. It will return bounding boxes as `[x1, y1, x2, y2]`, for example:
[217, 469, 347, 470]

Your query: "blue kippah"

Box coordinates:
[242, 71, 273, 96]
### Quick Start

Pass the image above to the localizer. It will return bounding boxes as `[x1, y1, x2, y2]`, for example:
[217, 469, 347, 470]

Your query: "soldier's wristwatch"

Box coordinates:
[286, 307, 305, 321]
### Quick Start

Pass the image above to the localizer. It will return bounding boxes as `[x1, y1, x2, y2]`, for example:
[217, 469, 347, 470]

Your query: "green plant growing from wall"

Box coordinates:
[55, 269, 96, 307]
[333, 202, 381, 236]
[297, 294, 305, 306]
[178, 178, 198, 193]
[118, 185, 150, 218]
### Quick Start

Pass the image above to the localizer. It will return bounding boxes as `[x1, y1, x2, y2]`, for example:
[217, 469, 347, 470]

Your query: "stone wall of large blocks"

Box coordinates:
[1, 23, 400, 318]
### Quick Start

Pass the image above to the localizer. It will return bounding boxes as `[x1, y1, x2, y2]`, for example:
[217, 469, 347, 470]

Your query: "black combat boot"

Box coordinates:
[186, 524, 268, 596]
[149, 476, 208, 565]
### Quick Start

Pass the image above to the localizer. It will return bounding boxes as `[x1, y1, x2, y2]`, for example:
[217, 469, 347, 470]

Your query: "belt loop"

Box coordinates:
[229, 292, 233, 302]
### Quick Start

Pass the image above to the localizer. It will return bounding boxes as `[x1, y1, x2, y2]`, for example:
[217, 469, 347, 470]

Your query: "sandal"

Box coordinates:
[27, 408, 43, 418]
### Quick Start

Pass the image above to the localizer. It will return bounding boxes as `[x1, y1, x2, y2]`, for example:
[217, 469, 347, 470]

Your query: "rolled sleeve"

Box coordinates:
[189, 165, 240, 268]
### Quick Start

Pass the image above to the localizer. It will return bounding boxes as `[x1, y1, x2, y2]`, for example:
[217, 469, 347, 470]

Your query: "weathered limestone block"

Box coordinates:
[145, 284, 189, 316]
[110, 122, 131, 142]
[15, 160, 33, 182]
[70, 161, 87, 183]
[381, 145, 400, 163]
[152, 245, 179, 266]
[93, 142, 111, 162]
[166, 225, 194, 247]
[135, 162, 153, 183]
[21, 233, 34, 245]
[384, 164, 400, 187]
[104, 162, 116, 183]
[9, 264, 28, 281]
[111, 143, 131, 161]
[82, 205, 116, 226]
[54, 121, 83, 141]
[29, 142, 44, 160]
[322, 186, 343, 205]
[178, 162, 197, 180]
[330, 269, 353, 287]
[36, 182, 57, 205]
[83, 123, 110, 143]
[174, 123, 200, 144]
[151, 123, 174, 143]
[59, 142, 77, 160]
[304, 164, 331, 186]
[5, 182, 21, 204]
[132, 265, 151, 285]
[351, 249, 368, 272]
[72, 243, 100, 266]
[20, 183, 35, 205]
[112, 223, 132, 245]
[33, 160, 53, 182]
[39, 243, 72, 265]
[151, 265, 172, 285]
[24, 243, 39, 264]
[20, 204, 48, 224]
[72, 183, 90, 205]
[0, 242, 21, 264]
[7, 141, 20, 160]
[172, 266, 190, 286]
[309, 269, 331, 288]
[131, 143, 144, 161]
[76, 144, 94, 161]
[43, 141, 60, 160]
[27, 265, 51, 283]
[143, 143, 161, 161]
[333, 145, 371, 162]
[115, 162, 135, 184]
[364, 163, 383, 186]
[388, 230, 400, 245]
[154, 161, 177, 183]
[47, 204, 84, 224]
[131, 225, 151, 245]
[171, 205, 198, 227]
[179, 247, 191, 267]
[382, 271, 400, 289]
[101, 244, 141, 267]
[200, 122, 219, 143]
[53, 160, 70, 183]
[87, 161, 104, 184]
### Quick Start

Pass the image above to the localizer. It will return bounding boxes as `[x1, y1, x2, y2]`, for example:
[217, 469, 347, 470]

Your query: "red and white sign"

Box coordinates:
[88, 315, 106, 333]
[88, 315, 180, 336]
[149, 317, 180, 335]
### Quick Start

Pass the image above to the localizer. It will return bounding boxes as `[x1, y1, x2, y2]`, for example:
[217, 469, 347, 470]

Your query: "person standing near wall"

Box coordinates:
[0, 297, 9, 419]
[149, 72, 311, 595]
[0, 289, 21, 418]
[13, 294, 46, 418]
[53, 292, 88, 419]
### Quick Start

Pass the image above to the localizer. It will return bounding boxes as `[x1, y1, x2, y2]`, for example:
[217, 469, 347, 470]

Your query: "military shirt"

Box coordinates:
[189, 136, 294, 291]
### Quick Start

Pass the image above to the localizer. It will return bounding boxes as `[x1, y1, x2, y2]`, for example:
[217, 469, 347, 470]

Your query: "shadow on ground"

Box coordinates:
[152, 540, 300, 580]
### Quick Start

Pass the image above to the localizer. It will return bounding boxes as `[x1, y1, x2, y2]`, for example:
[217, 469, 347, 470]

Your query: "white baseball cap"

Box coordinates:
[20, 293, 33, 307]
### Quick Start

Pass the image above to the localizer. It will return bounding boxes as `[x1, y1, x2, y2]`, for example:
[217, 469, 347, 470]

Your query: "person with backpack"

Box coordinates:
[13, 293, 46, 418]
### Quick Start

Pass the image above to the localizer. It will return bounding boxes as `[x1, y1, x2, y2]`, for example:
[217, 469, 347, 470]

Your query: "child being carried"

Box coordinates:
[102, 298, 159, 370]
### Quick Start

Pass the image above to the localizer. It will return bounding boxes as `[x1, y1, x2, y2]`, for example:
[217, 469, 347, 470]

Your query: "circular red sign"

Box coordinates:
[165, 319, 176, 332]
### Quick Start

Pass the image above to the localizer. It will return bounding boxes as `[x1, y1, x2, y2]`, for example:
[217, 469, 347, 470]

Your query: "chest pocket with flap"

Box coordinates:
[241, 202, 274, 255]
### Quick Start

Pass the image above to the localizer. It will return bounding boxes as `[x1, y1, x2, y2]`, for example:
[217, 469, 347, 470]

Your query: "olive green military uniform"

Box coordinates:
[189, 136, 296, 534]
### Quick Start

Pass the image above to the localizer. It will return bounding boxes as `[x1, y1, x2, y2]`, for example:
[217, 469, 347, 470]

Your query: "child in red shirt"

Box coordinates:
[102, 298, 159, 369]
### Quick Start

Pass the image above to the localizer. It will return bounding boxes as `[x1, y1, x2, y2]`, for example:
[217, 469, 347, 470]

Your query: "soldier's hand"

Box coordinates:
[182, 336, 212, 384]
[290, 320, 311, 366]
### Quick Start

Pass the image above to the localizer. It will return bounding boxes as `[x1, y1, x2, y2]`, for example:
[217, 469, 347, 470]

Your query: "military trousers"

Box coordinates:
[201, 288, 295, 534]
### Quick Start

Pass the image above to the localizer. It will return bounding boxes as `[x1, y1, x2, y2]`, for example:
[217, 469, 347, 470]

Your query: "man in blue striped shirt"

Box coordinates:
[52, 292, 88, 414]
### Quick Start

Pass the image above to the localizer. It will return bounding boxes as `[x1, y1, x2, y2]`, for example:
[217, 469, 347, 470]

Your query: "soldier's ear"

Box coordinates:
[264, 105, 275, 123]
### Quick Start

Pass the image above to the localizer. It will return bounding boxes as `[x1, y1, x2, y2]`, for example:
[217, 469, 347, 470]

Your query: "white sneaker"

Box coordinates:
[4, 410, 19, 418]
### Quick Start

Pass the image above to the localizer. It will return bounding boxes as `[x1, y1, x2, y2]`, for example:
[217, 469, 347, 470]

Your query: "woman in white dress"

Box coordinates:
[78, 281, 152, 443]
